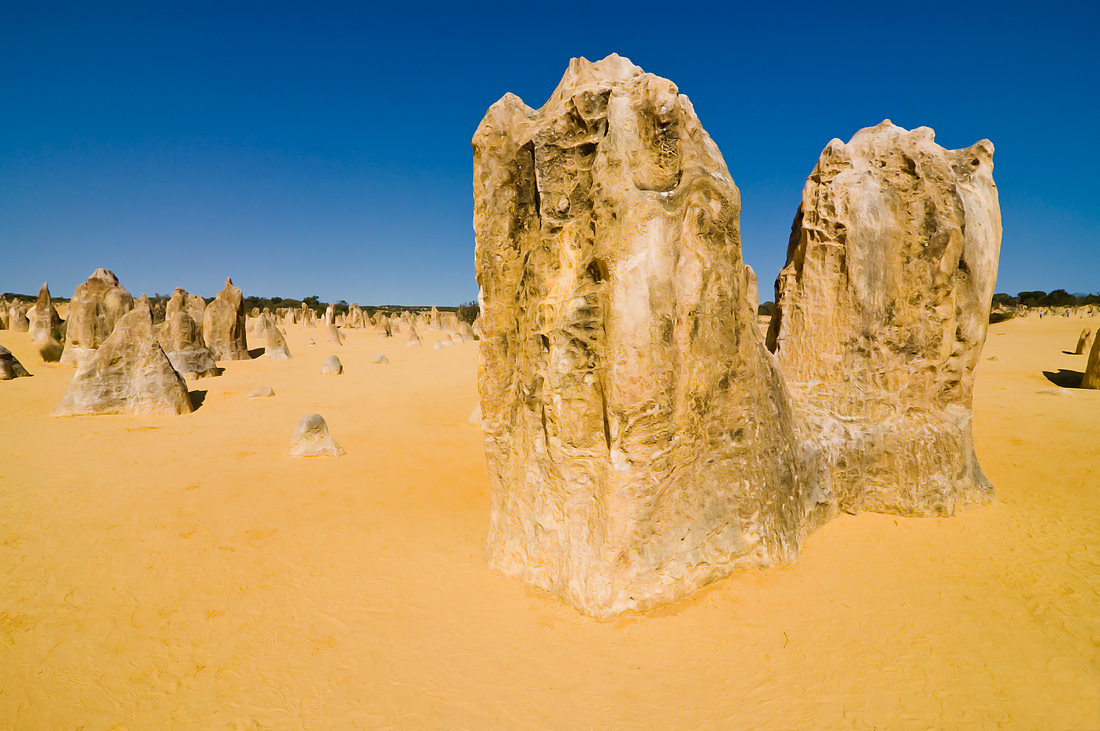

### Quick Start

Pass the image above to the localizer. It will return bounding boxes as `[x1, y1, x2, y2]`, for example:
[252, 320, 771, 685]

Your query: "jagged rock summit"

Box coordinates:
[61, 268, 134, 366]
[52, 298, 192, 416]
[473, 57, 1002, 618]
[28, 282, 62, 344]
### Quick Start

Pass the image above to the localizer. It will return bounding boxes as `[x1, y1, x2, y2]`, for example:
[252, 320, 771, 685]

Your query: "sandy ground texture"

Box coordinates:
[1, 315, 1097, 730]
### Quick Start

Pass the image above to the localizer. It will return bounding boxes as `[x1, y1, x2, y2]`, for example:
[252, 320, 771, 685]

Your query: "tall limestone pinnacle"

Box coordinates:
[766, 120, 1001, 515]
[473, 57, 1002, 618]
[474, 54, 827, 617]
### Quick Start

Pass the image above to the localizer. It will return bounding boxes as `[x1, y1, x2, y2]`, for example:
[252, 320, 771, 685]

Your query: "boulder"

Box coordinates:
[0, 345, 31, 379]
[61, 269, 134, 366]
[52, 298, 192, 416]
[248, 386, 275, 399]
[372, 354, 389, 364]
[202, 277, 250, 361]
[159, 310, 219, 379]
[767, 120, 1001, 516]
[289, 414, 345, 457]
[320, 355, 343, 375]
[28, 282, 62, 344]
[474, 55, 821, 617]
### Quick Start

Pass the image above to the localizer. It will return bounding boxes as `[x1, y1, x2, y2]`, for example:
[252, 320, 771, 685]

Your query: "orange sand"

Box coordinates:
[1, 315, 1097, 729]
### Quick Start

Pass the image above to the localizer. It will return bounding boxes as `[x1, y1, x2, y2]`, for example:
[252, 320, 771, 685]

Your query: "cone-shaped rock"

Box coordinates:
[474, 54, 822, 617]
[52, 299, 192, 416]
[289, 414, 345, 457]
[202, 278, 250, 361]
[61, 269, 134, 366]
[9, 302, 29, 332]
[29, 282, 62, 344]
[766, 121, 1001, 515]
[325, 323, 343, 346]
[0, 345, 31, 379]
[262, 317, 293, 359]
[159, 310, 219, 379]
[1074, 329, 1093, 356]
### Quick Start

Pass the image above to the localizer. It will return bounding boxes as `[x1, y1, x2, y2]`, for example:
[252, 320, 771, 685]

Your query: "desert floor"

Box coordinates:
[1, 314, 1097, 730]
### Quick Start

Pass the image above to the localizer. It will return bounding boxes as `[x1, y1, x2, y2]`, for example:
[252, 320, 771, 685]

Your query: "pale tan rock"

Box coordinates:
[320, 355, 343, 375]
[159, 310, 219, 379]
[1083, 335, 1100, 389]
[288, 414, 345, 457]
[0, 345, 31, 379]
[474, 55, 823, 618]
[0, 296, 9, 329]
[325, 323, 343, 346]
[766, 120, 1001, 515]
[1074, 329, 1093, 356]
[8, 300, 29, 332]
[202, 278, 250, 361]
[52, 299, 191, 416]
[248, 386, 275, 398]
[262, 317, 292, 360]
[372, 354, 389, 364]
[28, 282, 62, 344]
[61, 269, 134, 366]
[467, 403, 482, 428]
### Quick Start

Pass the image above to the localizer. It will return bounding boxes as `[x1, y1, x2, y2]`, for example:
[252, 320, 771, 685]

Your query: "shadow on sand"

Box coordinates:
[189, 390, 208, 410]
[1042, 369, 1084, 389]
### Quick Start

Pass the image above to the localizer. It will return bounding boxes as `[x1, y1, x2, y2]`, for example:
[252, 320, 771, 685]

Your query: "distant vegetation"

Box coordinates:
[993, 290, 1100, 308]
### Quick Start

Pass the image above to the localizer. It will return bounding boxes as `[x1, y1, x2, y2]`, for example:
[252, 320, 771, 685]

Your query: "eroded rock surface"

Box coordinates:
[1083, 335, 1100, 389]
[474, 58, 1001, 618]
[61, 269, 134, 366]
[474, 54, 825, 617]
[53, 299, 192, 416]
[29, 282, 62, 344]
[320, 355, 343, 375]
[767, 120, 1001, 515]
[1075, 329, 1093, 356]
[202, 278, 250, 361]
[159, 309, 219, 379]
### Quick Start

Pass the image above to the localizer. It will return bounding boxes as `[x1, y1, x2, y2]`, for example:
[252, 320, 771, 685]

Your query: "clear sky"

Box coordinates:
[2, 1, 1097, 305]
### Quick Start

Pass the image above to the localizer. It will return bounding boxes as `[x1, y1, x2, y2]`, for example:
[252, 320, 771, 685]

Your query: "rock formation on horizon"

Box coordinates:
[202, 278, 250, 361]
[53, 298, 192, 416]
[61, 269, 134, 366]
[0, 345, 31, 380]
[473, 56, 1002, 618]
[28, 282, 62, 344]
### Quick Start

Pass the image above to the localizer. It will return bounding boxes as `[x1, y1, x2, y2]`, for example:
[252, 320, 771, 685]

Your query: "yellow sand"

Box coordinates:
[0, 315, 1097, 730]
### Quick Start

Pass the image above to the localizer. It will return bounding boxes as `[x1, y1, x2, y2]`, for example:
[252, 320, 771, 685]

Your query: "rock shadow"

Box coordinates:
[188, 390, 209, 410]
[248, 347, 265, 358]
[1042, 369, 1084, 388]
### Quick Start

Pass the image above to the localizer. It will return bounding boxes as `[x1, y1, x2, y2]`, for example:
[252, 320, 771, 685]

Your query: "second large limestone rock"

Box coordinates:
[203, 278, 250, 361]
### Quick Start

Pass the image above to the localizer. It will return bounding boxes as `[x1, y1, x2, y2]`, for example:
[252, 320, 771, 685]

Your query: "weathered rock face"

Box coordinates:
[289, 414, 345, 457]
[29, 282, 62, 344]
[325, 323, 343, 346]
[0, 297, 9, 329]
[159, 310, 219, 379]
[0, 345, 32, 379]
[474, 55, 825, 618]
[766, 120, 1001, 516]
[1083, 335, 1100, 390]
[52, 299, 192, 416]
[202, 278, 250, 361]
[8, 301, 30, 332]
[262, 317, 293, 359]
[1075, 329, 1093, 356]
[61, 269, 134, 366]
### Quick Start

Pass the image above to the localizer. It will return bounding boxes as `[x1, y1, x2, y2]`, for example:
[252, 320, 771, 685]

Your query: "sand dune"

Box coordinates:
[0, 315, 1097, 729]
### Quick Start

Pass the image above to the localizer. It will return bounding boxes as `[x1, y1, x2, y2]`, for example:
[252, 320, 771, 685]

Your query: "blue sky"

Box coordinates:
[2, 1, 1097, 304]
